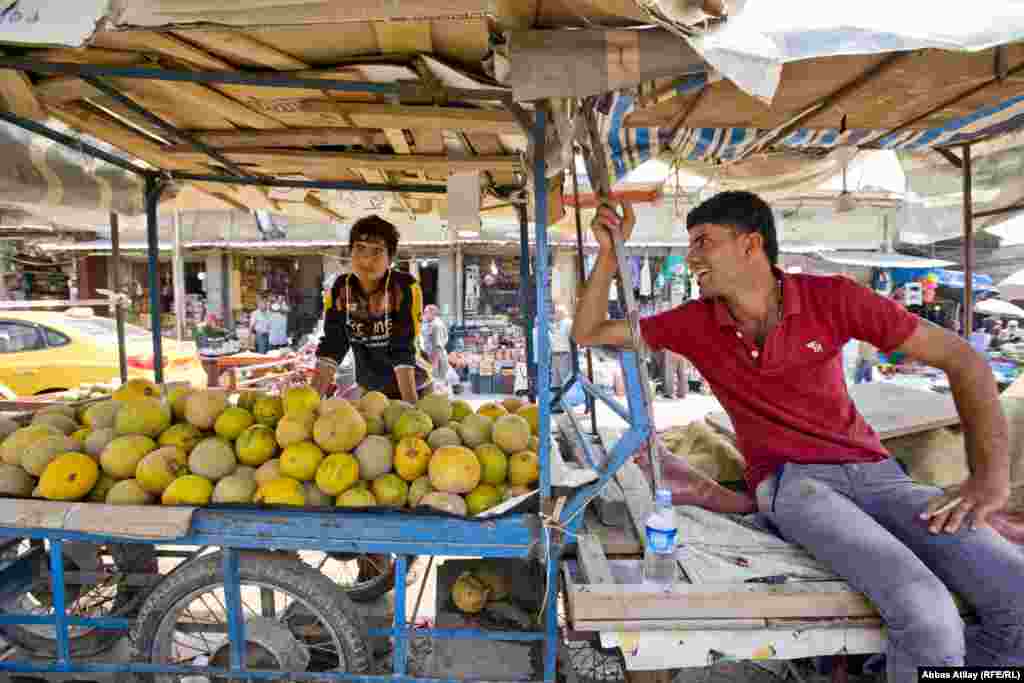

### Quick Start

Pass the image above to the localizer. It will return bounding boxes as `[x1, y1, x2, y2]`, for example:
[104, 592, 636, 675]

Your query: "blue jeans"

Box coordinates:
[854, 359, 873, 384]
[756, 459, 1024, 683]
[254, 333, 270, 354]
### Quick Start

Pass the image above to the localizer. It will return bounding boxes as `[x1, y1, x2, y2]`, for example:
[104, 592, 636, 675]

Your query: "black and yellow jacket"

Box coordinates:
[317, 269, 432, 398]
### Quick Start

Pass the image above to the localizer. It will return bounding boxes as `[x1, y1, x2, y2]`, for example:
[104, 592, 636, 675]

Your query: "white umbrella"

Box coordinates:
[975, 298, 1024, 318]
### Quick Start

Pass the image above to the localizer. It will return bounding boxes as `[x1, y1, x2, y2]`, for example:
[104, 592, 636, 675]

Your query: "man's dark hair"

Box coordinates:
[686, 191, 778, 266]
[349, 215, 400, 260]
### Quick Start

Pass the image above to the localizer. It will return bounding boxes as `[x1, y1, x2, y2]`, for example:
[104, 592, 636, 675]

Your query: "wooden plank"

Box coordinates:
[577, 534, 615, 585]
[706, 382, 960, 442]
[625, 671, 672, 683]
[170, 30, 309, 70]
[0, 50, 44, 119]
[568, 581, 876, 621]
[0, 499, 194, 540]
[374, 20, 434, 54]
[615, 458, 654, 547]
[165, 148, 522, 174]
[172, 127, 389, 150]
[300, 101, 523, 135]
[575, 617, 768, 632]
[139, 79, 285, 130]
[28, 47, 147, 66]
[90, 30, 235, 70]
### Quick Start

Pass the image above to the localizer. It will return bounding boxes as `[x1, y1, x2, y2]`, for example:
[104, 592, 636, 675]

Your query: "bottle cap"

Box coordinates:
[655, 488, 673, 507]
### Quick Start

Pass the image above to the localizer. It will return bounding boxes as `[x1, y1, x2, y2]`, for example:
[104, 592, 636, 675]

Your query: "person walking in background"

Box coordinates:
[550, 305, 573, 388]
[250, 298, 272, 354]
[423, 304, 450, 390]
[854, 339, 878, 384]
[269, 299, 289, 350]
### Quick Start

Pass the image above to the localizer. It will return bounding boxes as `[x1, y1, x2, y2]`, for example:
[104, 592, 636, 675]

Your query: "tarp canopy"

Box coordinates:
[976, 298, 1024, 317]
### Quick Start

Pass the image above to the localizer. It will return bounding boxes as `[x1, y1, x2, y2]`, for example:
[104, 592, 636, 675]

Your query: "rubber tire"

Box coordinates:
[131, 551, 372, 679]
[325, 552, 398, 603]
[0, 542, 157, 658]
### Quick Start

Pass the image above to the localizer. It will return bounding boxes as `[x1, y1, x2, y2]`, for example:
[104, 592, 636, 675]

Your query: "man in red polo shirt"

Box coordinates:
[572, 191, 1022, 681]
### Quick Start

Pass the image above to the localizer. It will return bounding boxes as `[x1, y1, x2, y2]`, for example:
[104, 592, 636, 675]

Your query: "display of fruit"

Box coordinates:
[452, 571, 490, 614]
[0, 386, 539, 513]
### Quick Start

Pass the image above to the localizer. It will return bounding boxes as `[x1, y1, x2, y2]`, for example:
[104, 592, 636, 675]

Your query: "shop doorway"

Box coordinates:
[418, 260, 438, 307]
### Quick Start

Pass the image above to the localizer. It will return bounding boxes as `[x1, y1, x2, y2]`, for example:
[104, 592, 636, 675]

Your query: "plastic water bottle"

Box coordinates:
[643, 488, 679, 585]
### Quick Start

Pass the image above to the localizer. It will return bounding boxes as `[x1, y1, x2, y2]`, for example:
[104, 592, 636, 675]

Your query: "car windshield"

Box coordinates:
[58, 316, 152, 341]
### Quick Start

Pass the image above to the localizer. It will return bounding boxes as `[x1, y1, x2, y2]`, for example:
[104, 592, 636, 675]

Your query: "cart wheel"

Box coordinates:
[131, 551, 372, 682]
[0, 541, 158, 657]
[298, 551, 398, 603]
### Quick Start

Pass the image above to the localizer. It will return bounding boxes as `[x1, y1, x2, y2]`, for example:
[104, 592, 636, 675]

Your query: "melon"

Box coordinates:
[0, 417, 19, 441]
[313, 402, 367, 453]
[235, 389, 264, 412]
[473, 563, 512, 601]
[477, 403, 508, 420]
[233, 465, 257, 481]
[392, 409, 433, 442]
[82, 401, 120, 430]
[280, 441, 324, 481]
[214, 406, 255, 441]
[354, 436, 394, 481]
[364, 414, 385, 436]
[516, 405, 539, 436]
[394, 437, 431, 481]
[276, 410, 315, 448]
[105, 479, 154, 505]
[184, 390, 229, 430]
[254, 459, 283, 485]
[372, 473, 409, 507]
[188, 437, 238, 481]
[419, 491, 467, 516]
[283, 386, 320, 416]
[0, 463, 34, 497]
[450, 400, 473, 422]
[336, 487, 377, 508]
[417, 394, 453, 428]
[381, 401, 412, 433]
[112, 378, 157, 402]
[358, 391, 390, 419]
[100, 435, 157, 480]
[162, 475, 214, 506]
[254, 476, 305, 506]
[408, 476, 433, 507]
[456, 414, 493, 449]
[36, 405, 77, 421]
[212, 475, 257, 504]
[427, 427, 461, 450]
[1, 425, 61, 466]
[452, 572, 489, 613]
[475, 444, 509, 485]
[428, 446, 481, 494]
[465, 483, 501, 515]
[319, 397, 353, 417]
[501, 398, 525, 415]
[87, 474, 117, 502]
[158, 423, 203, 454]
[172, 388, 194, 422]
[253, 395, 284, 428]
[32, 412, 78, 435]
[492, 415, 531, 455]
[22, 435, 78, 476]
[235, 424, 278, 466]
[315, 452, 360, 496]
[508, 451, 540, 487]
[84, 427, 117, 458]
[114, 397, 171, 438]
[303, 481, 334, 507]
[136, 446, 187, 494]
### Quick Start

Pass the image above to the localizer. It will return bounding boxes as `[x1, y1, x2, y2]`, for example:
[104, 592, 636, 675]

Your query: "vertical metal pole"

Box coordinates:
[222, 548, 246, 672]
[110, 212, 128, 384]
[49, 540, 71, 669]
[392, 554, 409, 675]
[532, 108, 559, 683]
[571, 155, 598, 434]
[455, 243, 464, 326]
[172, 210, 186, 341]
[222, 251, 233, 331]
[518, 202, 537, 401]
[962, 144, 974, 339]
[144, 177, 165, 383]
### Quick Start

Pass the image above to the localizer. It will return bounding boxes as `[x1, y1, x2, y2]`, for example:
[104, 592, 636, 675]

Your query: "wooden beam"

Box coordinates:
[859, 57, 1024, 148]
[0, 50, 44, 119]
[935, 147, 963, 169]
[165, 148, 523, 174]
[170, 30, 309, 70]
[732, 51, 915, 162]
[139, 79, 285, 129]
[567, 580, 877, 621]
[304, 194, 347, 222]
[300, 101, 523, 135]
[27, 47, 147, 66]
[170, 127, 389, 150]
[90, 30, 235, 70]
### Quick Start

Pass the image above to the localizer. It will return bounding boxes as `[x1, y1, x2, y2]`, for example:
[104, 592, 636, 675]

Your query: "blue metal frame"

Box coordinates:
[0, 63, 651, 683]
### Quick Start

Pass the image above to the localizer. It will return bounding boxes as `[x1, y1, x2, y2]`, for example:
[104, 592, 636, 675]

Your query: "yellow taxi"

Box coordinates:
[0, 307, 207, 396]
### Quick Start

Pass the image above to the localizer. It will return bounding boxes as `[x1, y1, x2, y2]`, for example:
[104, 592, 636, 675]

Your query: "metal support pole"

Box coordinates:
[172, 210, 186, 342]
[392, 555, 409, 675]
[48, 540, 70, 669]
[532, 109, 559, 683]
[221, 548, 246, 672]
[455, 243, 464, 326]
[518, 202, 537, 402]
[144, 177, 166, 383]
[110, 213, 128, 384]
[963, 144, 974, 339]
[222, 251, 233, 331]
[572, 153, 598, 434]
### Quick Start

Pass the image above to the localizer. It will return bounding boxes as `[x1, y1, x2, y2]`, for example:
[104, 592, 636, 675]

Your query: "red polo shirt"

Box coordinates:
[639, 271, 920, 492]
